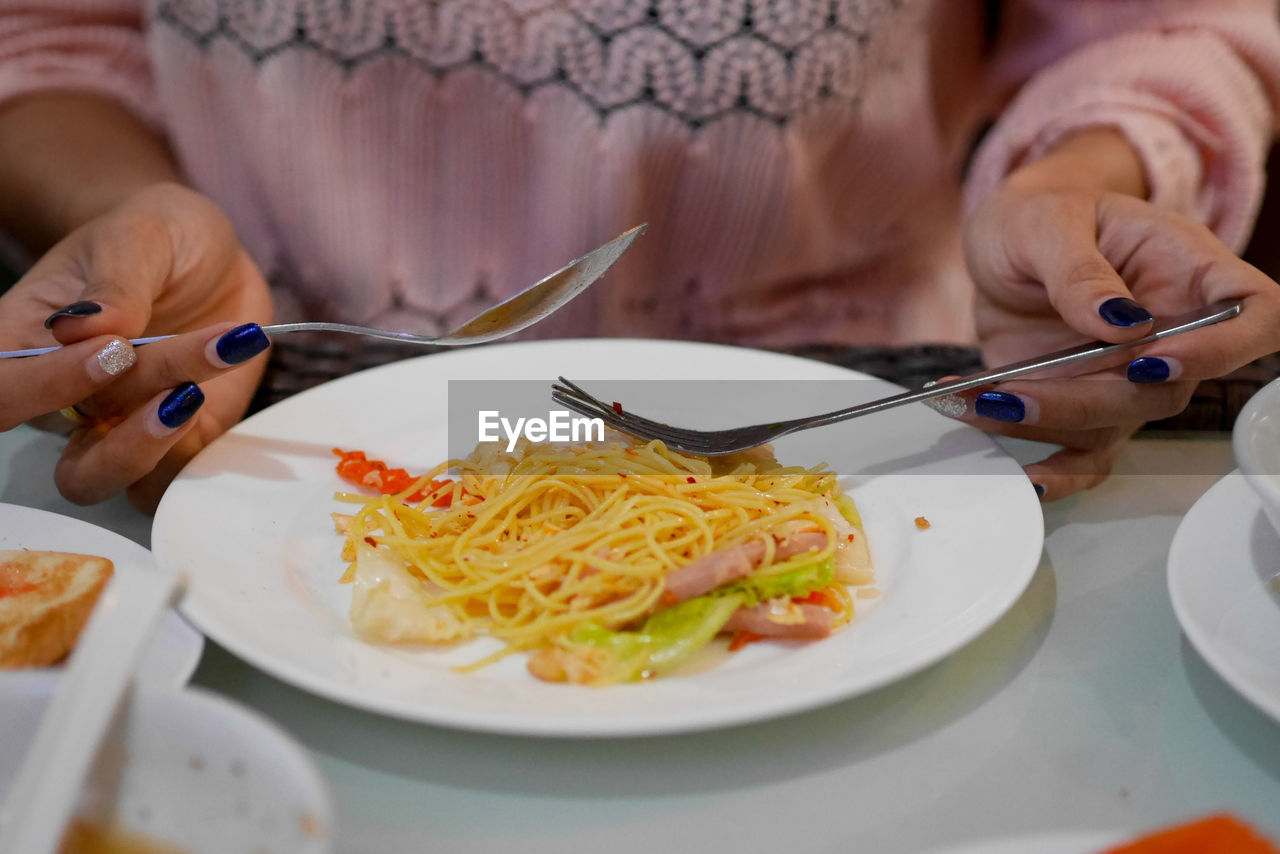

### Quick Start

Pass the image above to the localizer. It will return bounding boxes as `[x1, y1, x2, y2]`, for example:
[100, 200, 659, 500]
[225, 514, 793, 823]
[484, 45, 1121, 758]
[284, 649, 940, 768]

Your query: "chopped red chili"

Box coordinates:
[333, 448, 463, 506]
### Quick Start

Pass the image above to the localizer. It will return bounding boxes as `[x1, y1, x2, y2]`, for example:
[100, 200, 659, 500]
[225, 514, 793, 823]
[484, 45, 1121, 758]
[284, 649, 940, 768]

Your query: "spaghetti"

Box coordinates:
[332, 438, 874, 685]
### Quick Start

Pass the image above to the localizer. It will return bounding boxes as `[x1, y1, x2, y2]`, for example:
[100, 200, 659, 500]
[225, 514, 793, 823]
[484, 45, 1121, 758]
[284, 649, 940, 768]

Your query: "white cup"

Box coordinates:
[0, 675, 334, 854]
[1233, 375, 1280, 537]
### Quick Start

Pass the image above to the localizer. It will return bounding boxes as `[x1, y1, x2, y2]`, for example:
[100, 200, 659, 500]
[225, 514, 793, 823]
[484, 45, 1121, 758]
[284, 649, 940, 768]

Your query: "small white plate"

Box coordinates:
[1168, 472, 1280, 725]
[154, 339, 1044, 737]
[0, 675, 333, 853]
[916, 832, 1124, 854]
[0, 504, 203, 688]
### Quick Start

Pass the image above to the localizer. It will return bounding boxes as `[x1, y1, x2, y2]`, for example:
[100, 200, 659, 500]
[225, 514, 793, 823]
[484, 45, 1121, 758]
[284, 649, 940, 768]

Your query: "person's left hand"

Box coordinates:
[959, 130, 1280, 500]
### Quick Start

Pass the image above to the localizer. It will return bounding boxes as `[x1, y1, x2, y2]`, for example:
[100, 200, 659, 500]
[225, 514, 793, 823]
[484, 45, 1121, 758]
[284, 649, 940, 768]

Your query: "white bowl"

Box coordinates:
[0, 675, 334, 853]
[1234, 376, 1280, 536]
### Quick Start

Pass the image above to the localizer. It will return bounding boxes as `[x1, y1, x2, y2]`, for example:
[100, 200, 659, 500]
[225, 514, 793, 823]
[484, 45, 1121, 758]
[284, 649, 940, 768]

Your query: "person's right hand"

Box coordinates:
[0, 182, 274, 511]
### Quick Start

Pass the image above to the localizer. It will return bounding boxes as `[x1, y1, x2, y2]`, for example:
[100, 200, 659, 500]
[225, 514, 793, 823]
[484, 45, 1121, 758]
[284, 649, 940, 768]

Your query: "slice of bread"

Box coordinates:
[0, 550, 114, 669]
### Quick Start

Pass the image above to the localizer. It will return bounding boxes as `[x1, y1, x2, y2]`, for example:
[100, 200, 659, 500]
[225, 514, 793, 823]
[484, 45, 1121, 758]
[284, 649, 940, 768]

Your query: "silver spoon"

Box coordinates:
[0, 224, 646, 359]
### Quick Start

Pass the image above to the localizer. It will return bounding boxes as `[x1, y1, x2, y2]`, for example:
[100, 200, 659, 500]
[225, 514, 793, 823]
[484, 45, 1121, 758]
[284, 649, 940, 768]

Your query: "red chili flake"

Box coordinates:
[847, 534, 855, 542]
[686, 477, 696, 484]
[612, 401, 624, 415]
[363, 536, 377, 546]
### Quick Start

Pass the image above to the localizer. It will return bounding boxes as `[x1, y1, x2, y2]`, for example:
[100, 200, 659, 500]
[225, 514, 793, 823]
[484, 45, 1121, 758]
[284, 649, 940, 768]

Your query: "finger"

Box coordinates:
[1123, 278, 1280, 382]
[53, 382, 205, 505]
[1024, 438, 1131, 502]
[1011, 197, 1155, 342]
[962, 375, 1195, 433]
[125, 427, 208, 514]
[39, 207, 176, 344]
[926, 385, 1139, 451]
[0, 336, 137, 431]
[73, 322, 269, 419]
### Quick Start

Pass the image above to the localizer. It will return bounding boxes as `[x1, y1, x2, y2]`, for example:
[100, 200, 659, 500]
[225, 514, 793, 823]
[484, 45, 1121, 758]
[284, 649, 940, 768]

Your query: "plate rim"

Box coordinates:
[1167, 471, 1280, 725]
[0, 502, 204, 689]
[155, 337, 1044, 736]
[913, 830, 1126, 854]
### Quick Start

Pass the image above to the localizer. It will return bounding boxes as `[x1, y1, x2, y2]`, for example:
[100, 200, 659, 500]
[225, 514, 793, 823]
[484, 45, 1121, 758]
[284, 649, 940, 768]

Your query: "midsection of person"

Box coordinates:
[149, 0, 986, 348]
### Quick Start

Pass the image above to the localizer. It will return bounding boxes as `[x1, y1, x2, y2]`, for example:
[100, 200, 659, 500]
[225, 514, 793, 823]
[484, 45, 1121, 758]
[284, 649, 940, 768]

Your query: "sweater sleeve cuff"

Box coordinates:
[965, 30, 1273, 253]
[0, 12, 162, 130]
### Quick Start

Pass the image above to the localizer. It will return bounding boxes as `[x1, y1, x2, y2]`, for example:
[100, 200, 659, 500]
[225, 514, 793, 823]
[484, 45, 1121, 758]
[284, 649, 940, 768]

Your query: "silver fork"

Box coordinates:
[551, 299, 1242, 456]
[0, 224, 646, 359]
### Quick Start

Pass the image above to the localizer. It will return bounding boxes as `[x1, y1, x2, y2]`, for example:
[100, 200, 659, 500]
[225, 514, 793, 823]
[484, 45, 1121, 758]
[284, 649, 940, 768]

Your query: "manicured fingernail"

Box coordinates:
[156, 382, 204, 430]
[44, 300, 102, 328]
[210, 323, 270, 366]
[925, 392, 967, 418]
[1127, 356, 1170, 383]
[1034, 483, 1046, 499]
[87, 338, 136, 380]
[975, 391, 1026, 423]
[1098, 297, 1153, 327]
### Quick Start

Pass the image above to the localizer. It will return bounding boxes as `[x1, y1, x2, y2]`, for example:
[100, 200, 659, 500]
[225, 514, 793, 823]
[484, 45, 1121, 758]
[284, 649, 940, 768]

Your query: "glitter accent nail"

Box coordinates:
[95, 339, 136, 376]
[924, 393, 967, 418]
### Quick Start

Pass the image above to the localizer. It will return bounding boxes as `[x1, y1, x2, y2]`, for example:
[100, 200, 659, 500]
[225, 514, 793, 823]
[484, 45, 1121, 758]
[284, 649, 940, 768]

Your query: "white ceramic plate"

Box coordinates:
[0, 675, 333, 853]
[1168, 471, 1280, 724]
[0, 504, 203, 688]
[153, 339, 1043, 737]
[916, 833, 1124, 854]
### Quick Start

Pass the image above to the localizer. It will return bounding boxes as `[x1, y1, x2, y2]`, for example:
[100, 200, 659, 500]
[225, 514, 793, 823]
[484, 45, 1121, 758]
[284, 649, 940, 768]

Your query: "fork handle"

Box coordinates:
[785, 299, 1242, 434]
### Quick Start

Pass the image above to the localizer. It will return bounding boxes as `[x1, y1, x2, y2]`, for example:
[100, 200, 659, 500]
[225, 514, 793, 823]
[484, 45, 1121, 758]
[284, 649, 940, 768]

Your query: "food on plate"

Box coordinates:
[1101, 813, 1278, 853]
[0, 550, 113, 669]
[332, 437, 873, 685]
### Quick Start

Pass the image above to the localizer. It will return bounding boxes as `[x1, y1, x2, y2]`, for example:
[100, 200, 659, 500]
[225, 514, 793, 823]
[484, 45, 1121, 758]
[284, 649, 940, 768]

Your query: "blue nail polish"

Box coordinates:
[1127, 357, 1170, 383]
[43, 300, 102, 328]
[215, 323, 270, 365]
[1034, 483, 1046, 499]
[1098, 297, 1154, 327]
[975, 391, 1025, 423]
[157, 382, 204, 429]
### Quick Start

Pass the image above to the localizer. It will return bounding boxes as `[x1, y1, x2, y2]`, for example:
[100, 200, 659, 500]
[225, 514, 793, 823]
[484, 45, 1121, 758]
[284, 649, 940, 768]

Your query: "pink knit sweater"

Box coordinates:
[2, 1, 1278, 348]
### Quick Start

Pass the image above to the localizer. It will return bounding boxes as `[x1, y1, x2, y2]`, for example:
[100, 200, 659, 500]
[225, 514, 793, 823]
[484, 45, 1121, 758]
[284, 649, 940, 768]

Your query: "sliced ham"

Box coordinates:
[662, 530, 829, 603]
[723, 602, 834, 639]
[663, 540, 765, 602]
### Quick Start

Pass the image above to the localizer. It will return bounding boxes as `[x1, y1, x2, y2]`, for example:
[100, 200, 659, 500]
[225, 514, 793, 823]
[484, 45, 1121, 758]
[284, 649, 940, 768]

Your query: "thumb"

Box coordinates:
[40, 208, 175, 345]
[1025, 210, 1155, 343]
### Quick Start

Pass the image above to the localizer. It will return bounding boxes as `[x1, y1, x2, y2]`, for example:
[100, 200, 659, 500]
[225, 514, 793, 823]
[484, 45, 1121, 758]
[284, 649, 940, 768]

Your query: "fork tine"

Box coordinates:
[551, 390, 657, 439]
[551, 386, 710, 448]
[554, 394, 727, 454]
[553, 378, 717, 442]
[552, 387, 704, 446]
[551, 386, 635, 426]
[553, 377, 747, 453]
